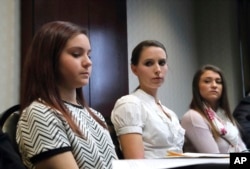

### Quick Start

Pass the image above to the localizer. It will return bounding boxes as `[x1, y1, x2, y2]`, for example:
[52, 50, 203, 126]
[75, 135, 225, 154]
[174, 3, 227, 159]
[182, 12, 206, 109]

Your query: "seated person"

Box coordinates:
[16, 21, 117, 169]
[111, 40, 185, 159]
[181, 64, 247, 153]
[233, 91, 250, 149]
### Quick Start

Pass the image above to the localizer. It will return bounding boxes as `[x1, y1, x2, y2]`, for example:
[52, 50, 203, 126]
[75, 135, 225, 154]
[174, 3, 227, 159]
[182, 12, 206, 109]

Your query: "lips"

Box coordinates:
[80, 70, 89, 74]
[209, 91, 218, 94]
[80, 72, 90, 78]
[152, 77, 162, 80]
[153, 76, 162, 79]
[152, 77, 163, 83]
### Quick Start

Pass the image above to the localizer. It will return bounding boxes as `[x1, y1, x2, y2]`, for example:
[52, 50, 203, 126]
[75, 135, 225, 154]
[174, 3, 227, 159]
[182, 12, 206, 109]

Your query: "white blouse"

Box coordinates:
[111, 89, 185, 158]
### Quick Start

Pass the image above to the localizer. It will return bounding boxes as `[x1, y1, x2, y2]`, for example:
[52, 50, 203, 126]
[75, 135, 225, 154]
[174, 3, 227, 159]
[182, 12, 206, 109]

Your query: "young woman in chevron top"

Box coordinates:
[181, 64, 247, 153]
[16, 21, 118, 169]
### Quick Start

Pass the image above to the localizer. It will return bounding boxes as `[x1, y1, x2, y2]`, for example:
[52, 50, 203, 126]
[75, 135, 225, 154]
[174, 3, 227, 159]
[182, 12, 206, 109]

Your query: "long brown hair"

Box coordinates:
[20, 21, 107, 137]
[190, 64, 235, 139]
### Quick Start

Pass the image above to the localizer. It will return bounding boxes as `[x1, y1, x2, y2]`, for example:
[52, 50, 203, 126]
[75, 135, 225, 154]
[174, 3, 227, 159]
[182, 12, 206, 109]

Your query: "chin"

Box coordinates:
[79, 81, 89, 87]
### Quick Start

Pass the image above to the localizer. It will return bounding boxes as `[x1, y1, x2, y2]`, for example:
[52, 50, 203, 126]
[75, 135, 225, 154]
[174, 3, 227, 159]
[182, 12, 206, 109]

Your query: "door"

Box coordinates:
[20, 0, 128, 118]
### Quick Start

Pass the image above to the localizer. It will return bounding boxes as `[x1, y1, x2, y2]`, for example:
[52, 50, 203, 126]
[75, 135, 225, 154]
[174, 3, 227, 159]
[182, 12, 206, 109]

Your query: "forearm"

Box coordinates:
[35, 152, 79, 169]
[186, 126, 220, 153]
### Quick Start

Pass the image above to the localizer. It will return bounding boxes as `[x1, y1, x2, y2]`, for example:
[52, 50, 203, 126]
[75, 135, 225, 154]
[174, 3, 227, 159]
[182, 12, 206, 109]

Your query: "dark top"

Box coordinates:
[233, 95, 250, 149]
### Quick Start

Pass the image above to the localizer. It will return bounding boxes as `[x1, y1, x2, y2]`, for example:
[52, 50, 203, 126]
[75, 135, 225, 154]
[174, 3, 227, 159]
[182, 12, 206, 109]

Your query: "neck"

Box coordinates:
[58, 87, 77, 105]
[139, 87, 158, 98]
[204, 102, 218, 111]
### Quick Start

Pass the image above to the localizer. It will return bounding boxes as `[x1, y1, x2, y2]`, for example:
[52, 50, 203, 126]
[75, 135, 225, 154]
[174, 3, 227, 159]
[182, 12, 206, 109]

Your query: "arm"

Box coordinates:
[181, 110, 220, 153]
[35, 152, 78, 169]
[17, 102, 76, 168]
[111, 95, 146, 159]
[119, 133, 144, 159]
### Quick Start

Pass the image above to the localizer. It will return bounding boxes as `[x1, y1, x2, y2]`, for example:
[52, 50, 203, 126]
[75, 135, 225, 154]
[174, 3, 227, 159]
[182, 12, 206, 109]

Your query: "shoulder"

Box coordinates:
[24, 100, 54, 115]
[112, 94, 142, 112]
[233, 96, 250, 116]
[237, 96, 250, 106]
[182, 109, 203, 119]
[112, 94, 142, 111]
[181, 109, 208, 128]
[19, 101, 64, 127]
[115, 94, 141, 105]
[22, 101, 50, 118]
[111, 94, 146, 125]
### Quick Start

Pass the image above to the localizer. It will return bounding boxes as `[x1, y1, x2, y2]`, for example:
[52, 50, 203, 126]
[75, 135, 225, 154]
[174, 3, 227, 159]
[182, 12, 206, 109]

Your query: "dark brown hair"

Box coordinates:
[21, 21, 107, 137]
[131, 40, 167, 66]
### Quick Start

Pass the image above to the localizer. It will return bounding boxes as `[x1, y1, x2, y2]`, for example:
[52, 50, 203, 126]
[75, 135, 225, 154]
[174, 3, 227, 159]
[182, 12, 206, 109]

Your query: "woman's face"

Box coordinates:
[58, 33, 92, 90]
[199, 70, 223, 107]
[131, 46, 168, 92]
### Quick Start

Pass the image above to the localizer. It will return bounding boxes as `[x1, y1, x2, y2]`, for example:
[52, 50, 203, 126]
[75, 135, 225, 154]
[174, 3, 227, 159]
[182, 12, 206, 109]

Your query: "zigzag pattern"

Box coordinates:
[17, 101, 117, 169]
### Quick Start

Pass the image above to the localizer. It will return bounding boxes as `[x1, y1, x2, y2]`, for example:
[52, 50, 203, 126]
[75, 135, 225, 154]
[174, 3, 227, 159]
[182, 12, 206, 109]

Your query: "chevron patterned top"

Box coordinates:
[16, 101, 118, 169]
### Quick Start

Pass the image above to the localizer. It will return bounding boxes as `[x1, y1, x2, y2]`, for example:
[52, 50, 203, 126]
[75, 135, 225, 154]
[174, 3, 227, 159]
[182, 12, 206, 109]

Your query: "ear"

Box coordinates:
[131, 64, 138, 75]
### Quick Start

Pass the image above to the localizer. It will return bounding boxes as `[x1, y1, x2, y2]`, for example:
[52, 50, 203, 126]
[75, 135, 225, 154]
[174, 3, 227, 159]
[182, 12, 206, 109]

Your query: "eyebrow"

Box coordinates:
[67, 46, 91, 52]
[202, 77, 221, 80]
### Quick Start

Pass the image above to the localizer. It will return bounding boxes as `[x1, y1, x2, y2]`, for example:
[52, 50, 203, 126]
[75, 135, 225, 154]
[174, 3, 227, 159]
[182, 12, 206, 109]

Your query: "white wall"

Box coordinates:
[127, 0, 198, 116]
[0, 0, 20, 113]
[127, 0, 242, 117]
[0, 0, 242, 118]
[195, 0, 242, 111]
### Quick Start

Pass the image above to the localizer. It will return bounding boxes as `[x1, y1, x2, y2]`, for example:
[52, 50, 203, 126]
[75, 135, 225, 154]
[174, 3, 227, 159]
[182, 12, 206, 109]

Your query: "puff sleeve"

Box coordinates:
[111, 95, 147, 136]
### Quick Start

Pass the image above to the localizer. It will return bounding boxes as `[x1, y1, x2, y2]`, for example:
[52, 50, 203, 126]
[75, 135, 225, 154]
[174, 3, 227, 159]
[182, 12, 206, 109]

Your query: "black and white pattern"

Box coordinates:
[16, 101, 117, 169]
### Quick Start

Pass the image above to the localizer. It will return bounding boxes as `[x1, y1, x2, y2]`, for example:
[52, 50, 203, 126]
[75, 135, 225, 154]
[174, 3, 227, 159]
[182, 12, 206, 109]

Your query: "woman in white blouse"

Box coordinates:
[111, 40, 185, 159]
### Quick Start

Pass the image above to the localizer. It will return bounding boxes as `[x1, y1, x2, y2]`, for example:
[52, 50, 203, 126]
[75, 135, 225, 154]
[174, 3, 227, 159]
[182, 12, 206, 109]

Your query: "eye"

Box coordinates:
[144, 60, 154, 66]
[203, 79, 211, 83]
[72, 52, 81, 57]
[159, 59, 166, 66]
[216, 79, 222, 84]
[67, 47, 84, 58]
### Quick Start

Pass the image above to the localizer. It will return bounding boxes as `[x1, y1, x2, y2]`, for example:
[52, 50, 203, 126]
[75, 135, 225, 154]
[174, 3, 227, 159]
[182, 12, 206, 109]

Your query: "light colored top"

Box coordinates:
[111, 89, 185, 158]
[181, 109, 247, 153]
[16, 101, 117, 169]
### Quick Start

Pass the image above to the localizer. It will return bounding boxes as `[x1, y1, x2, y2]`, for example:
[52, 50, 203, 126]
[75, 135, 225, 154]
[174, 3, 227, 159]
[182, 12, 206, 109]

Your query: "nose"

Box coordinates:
[155, 64, 161, 74]
[211, 80, 217, 87]
[82, 55, 92, 67]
